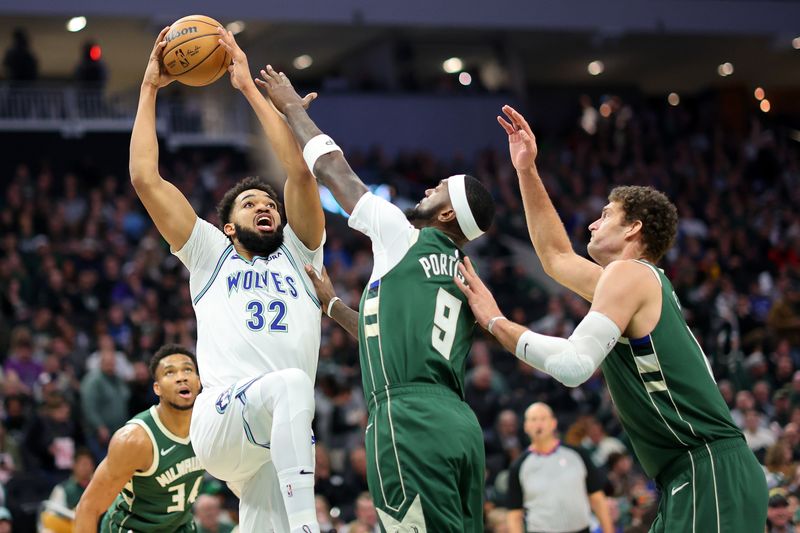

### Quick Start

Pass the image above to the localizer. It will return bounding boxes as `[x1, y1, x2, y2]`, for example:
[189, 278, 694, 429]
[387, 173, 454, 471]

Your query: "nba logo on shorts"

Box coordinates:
[215, 386, 234, 414]
[286, 483, 293, 497]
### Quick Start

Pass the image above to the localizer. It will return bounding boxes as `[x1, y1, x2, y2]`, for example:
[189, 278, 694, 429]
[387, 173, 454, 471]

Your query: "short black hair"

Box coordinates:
[216, 177, 282, 229]
[463, 174, 495, 234]
[74, 447, 94, 463]
[149, 344, 197, 380]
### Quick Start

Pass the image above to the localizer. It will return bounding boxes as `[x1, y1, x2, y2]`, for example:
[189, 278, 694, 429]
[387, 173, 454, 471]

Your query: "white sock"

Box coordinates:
[277, 467, 319, 533]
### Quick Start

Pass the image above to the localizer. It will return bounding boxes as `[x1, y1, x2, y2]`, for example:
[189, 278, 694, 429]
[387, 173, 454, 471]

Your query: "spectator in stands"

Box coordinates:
[4, 327, 41, 393]
[465, 364, 504, 430]
[2, 28, 37, 82]
[46, 447, 94, 511]
[194, 494, 234, 533]
[22, 392, 82, 483]
[84, 334, 134, 381]
[485, 409, 523, 481]
[767, 489, 793, 533]
[345, 493, 379, 533]
[767, 281, 800, 348]
[315, 495, 343, 533]
[744, 408, 777, 460]
[730, 390, 756, 429]
[126, 360, 158, 417]
[605, 451, 636, 498]
[73, 40, 107, 88]
[79, 351, 130, 461]
[340, 446, 370, 515]
[581, 417, 627, 468]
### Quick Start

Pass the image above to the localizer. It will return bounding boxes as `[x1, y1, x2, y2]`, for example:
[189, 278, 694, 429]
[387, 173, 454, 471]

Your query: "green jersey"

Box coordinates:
[101, 406, 204, 532]
[601, 260, 742, 479]
[357, 226, 475, 402]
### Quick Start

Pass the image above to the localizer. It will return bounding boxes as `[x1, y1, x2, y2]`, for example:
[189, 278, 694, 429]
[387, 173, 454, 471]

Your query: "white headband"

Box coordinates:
[447, 174, 484, 241]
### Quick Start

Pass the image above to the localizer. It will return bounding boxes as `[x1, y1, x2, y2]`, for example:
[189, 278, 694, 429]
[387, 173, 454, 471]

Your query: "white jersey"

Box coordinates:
[174, 218, 324, 388]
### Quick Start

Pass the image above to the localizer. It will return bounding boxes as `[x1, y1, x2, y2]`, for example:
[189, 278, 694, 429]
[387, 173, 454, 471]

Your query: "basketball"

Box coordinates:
[161, 15, 230, 87]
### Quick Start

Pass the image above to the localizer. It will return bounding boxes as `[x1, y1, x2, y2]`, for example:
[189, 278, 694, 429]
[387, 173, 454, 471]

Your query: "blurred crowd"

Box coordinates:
[0, 92, 798, 532]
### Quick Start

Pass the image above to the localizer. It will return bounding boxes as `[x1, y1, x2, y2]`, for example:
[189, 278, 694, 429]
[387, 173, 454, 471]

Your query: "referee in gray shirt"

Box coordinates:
[506, 403, 615, 533]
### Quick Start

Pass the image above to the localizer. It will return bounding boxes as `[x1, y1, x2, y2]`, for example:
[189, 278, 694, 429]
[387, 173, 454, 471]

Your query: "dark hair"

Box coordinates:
[454, 175, 495, 239]
[149, 344, 197, 379]
[216, 177, 282, 230]
[608, 185, 677, 263]
[12, 28, 28, 47]
[74, 447, 94, 463]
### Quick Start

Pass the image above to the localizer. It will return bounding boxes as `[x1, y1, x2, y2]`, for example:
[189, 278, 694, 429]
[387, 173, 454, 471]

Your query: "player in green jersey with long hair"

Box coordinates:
[455, 105, 767, 533]
[75, 344, 204, 532]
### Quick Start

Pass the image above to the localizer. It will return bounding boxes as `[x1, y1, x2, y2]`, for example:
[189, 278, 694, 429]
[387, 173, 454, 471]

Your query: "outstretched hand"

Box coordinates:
[217, 27, 253, 92]
[142, 26, 175, 89]
[497, 105, 538, 171]
[453, 257, 503, 330]
[256, 65, 317, 114]
[304, 264, 336, 312]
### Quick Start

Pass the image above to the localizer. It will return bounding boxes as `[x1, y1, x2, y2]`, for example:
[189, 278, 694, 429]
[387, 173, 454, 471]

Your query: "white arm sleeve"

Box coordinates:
[515, 311, 622, 387]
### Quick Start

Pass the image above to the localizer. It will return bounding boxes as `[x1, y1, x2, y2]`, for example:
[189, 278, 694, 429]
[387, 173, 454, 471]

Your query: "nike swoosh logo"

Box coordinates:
[523, 343, 530, 360]
[299, 469, 314, 475]
[671, 481, 690, 496]
[160, 445, 176, 456]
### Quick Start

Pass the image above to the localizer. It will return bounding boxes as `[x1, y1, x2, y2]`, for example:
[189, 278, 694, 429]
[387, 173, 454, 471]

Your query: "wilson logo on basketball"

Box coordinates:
[165, 26, 197, 43]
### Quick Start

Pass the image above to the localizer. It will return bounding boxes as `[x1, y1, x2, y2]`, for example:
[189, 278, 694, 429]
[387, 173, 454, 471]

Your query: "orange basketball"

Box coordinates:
[161, 15, 230, 87]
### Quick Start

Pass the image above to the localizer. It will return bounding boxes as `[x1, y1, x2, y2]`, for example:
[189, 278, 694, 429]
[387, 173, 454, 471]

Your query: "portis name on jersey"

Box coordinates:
[418, 251, 465, 283]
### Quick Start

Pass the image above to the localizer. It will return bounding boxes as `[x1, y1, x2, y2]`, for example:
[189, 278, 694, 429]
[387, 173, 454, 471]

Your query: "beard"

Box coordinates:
[234, 223, 285, 258]
[404, 204, 437, 224]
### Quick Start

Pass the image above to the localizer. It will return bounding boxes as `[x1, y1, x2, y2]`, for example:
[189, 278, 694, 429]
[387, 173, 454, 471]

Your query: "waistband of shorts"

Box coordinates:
[367, 383, 463, 410]
[656, 436, 746, 488]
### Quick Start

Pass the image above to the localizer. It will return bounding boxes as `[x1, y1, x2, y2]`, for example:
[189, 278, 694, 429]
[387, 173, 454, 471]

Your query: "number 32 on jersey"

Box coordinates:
[245, 299, 288, 332]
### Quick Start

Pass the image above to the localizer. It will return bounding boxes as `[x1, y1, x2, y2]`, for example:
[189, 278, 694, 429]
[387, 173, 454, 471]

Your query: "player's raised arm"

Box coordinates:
[498, 105, 602, 301]
[304, 265, 359, 339]
[257, 66, 368, 215]
[74, 425, 153, 533]
[130, 27, 197, 251]
[217, 29, 324, 249]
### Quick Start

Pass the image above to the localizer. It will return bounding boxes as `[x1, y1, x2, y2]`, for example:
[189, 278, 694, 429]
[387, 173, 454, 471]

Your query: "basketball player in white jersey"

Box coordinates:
[130, 27, 323, 533]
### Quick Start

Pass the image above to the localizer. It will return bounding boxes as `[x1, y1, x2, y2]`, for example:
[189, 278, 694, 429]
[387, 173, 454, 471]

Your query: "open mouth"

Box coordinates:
[178, 387, 193, 400]
[255, 213, 274, 233]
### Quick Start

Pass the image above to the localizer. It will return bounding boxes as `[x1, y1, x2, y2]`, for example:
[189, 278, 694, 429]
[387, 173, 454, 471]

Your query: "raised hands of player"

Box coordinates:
[454, 257, 504, 330]
[304, 264, 336, 312]
[497, 105, 538, 172]
[142, 26, 175, 89]
[256, 65, 317, 114]
[216, 27, 254, 92]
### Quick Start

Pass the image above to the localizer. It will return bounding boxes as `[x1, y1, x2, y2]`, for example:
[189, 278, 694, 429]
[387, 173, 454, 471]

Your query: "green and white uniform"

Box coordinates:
[349, 192, 485, 533]
[100, 406, 204, 533]
[602, 260, 767, 533]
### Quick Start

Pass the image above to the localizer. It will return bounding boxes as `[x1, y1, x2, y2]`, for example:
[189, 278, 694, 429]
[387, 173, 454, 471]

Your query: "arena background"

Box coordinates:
[0, 1, 799, 531]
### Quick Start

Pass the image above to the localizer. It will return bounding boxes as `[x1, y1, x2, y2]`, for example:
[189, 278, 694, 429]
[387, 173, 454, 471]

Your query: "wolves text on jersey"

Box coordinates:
[226, 269, 299, 299]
